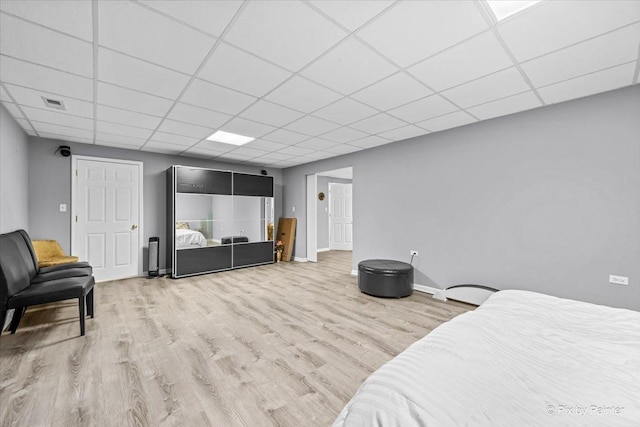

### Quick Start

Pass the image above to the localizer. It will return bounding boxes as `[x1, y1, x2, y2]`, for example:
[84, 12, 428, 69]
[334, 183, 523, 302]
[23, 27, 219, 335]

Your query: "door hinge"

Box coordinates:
[75, 215, 78, 222]
[75, 169, 78, 176]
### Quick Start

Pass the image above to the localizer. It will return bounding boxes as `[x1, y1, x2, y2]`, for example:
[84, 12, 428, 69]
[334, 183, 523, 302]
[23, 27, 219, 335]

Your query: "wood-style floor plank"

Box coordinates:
[0, 251, 472, 426]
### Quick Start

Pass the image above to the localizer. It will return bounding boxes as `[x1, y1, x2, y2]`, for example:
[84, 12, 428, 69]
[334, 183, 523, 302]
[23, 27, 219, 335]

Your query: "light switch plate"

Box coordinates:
[59, 204, 67, 212]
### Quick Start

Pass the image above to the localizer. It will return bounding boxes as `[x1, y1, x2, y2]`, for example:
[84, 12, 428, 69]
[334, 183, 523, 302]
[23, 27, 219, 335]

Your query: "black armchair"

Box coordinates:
[0, 230, 95, 336]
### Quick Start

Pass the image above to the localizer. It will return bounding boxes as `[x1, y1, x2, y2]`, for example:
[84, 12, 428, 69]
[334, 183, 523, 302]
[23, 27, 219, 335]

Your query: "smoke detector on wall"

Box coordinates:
[41, 96, 66, 110]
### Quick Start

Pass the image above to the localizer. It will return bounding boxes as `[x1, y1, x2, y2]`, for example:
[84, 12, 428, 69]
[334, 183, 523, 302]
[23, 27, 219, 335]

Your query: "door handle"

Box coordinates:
[131, 224, 138, 230]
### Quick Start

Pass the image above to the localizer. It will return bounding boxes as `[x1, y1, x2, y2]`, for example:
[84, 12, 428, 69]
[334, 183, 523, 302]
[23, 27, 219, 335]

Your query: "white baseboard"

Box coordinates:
[294, 257, 308, 262]
[414, 284, 447, 301]
[317, 248, 330, 253]
[351, 269, 358, 276]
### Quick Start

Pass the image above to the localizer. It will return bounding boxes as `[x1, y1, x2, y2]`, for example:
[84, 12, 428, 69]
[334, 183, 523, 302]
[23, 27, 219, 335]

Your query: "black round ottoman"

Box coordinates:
[358, 259, 414, 298]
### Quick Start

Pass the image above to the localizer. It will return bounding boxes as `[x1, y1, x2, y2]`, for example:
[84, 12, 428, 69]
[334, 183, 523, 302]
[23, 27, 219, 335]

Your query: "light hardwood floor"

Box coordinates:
[0, 251, 472, 427]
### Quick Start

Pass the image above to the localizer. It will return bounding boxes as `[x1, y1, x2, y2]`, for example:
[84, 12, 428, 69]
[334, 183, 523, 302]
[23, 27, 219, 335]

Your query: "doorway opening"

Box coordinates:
[306, 167, 353, 268]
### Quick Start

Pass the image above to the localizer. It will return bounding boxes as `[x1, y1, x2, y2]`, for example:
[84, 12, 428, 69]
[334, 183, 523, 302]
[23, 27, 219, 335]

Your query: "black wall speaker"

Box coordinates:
[149, 237, 160, 277]
[58, 145, 71, 157]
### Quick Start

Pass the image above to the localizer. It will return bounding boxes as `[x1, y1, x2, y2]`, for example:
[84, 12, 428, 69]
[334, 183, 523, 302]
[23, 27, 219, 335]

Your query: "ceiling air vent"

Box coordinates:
[41, 96, 66, 110]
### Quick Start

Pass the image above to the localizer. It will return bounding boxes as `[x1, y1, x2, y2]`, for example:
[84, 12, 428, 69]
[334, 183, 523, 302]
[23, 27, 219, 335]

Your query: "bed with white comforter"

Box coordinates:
[333, 290, 640, 427]
[175, 228, 207, 248]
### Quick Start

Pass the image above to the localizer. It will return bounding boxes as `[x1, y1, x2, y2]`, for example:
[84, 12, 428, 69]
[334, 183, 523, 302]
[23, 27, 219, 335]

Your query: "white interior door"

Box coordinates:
[73, 157, 142, 281]
[329, 183, 353, 251]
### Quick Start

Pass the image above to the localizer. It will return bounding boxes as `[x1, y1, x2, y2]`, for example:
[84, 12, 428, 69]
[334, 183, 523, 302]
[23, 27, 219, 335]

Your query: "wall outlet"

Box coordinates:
[609, 275, 629, 285]
[410, 250, 418, 256]
[59, 204, 67, 212]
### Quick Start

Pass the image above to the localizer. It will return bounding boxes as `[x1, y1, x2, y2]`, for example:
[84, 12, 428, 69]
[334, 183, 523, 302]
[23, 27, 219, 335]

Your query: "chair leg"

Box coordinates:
[86, 288, 94, 318]
[78, 297, 85, 336]
[9, 307, 26, 334]
[0, 310, 7, 334]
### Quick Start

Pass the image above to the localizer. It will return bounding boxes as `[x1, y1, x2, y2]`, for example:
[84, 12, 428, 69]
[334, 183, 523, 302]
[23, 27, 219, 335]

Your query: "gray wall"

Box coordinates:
[316, 176, 352, 250]
[283, 86, 640, 310]
[28, 137, 283, 271]
[0, 105, 29, 233]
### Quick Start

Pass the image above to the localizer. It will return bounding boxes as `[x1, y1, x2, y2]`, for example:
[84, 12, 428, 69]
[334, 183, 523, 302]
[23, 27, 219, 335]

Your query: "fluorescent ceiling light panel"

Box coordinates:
[206, 130, 254, 145]
[486, 0, 541, 21]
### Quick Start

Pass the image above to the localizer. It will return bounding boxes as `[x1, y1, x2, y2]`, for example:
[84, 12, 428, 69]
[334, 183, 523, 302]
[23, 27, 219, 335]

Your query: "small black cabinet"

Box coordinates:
[167, 166, 274, 278]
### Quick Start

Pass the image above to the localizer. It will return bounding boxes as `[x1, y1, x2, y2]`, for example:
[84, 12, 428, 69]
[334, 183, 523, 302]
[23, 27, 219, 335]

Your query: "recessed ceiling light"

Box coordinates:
[486, 0, 541, 21]
[206, 130, 254, 146]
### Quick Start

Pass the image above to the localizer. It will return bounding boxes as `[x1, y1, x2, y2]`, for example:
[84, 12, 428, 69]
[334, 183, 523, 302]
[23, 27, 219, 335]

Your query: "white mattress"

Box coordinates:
[175, 228, 207, 248]
[333, 290, 640, 427]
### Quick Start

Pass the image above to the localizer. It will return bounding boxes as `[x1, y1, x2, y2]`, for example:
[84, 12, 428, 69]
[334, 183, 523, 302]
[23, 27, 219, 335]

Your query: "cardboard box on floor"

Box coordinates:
[276, 218, 296, 262]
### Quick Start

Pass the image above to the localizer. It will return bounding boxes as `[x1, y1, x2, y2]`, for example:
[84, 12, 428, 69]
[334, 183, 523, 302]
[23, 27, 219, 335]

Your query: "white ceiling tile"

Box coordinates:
[319, 126, 368, 143]
[141, 141, 186, 154]
[358, 0, 489, 67]
[14, 117, 34, 132]
[97, 121, 153, 140]
[0, 0, 93, 41]
[240, 100, 305, 127]
[301, 38, 397, 94]
[157, 119, 214, 139]
[349, 113, 405, 134]
[180, 149, 215, 160]
[31, 121, 94, 140]
[378, 125, 429, 141]
[388, 95, 458, 123]
[167, 103, 232, 128]
[498, 0, 640, 62]
[262, 128, 310, 145]
[38, 132, 93, 145]
[408, 31, 514, 91]
[257, 152, 294, 162]
[416, 110, 477, 132]
[140, 0, 242, 37]
[295, 138, 339, 150]
[0, 57, 93, 101]
[228, 146, 268, 157]
[150, 131, 199, 146]
[98, 82, 173, 117]
[441, 67, 530, 108]
[324, 144, 362, 155]
[351, 72, 432, 110]
[224, 0, 346, 71]
[0, 85, 10, 102]
[537, 62, 637, 105]
[466, 91, 542, 121]
[312, 97, 377, 125]
[303, 150, 336, 160]
[96, 140, 145, 150]
[348, 135, 391, 149]
[97, 104, 161, 130]
[0, 14, 93, 77]
[521, 24, 640, 88]
[6, 84, 93, 118]
[98, 48, 190, 99]
[180, 79, 256, 115]
[2, 102, 24, 118]
[244, 140, 288, 152]
[25, 128, 37, 136]
[20, 106, 93, 130]
[99, 1, 214, 74]
[264, 76, 342, 113]
[276, 145, 315, 156]
[95, 132, 147, 147]
[218, 152, 254, 161]
[196, 140, 235, 152]
[220, 117, 276, 138]
[285, 115, 340, 136]
[309, 0, 393, 31]
[198, 43, 292, 97]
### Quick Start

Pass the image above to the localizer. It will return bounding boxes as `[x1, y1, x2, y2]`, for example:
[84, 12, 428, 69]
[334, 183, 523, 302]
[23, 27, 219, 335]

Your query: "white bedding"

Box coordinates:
[333, 290, 640, 427]
[175, 228, 207, 248]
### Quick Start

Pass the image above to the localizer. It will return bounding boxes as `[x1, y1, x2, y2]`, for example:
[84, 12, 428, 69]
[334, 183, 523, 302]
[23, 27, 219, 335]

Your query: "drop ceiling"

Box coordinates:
[1, 0, 638, 168]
